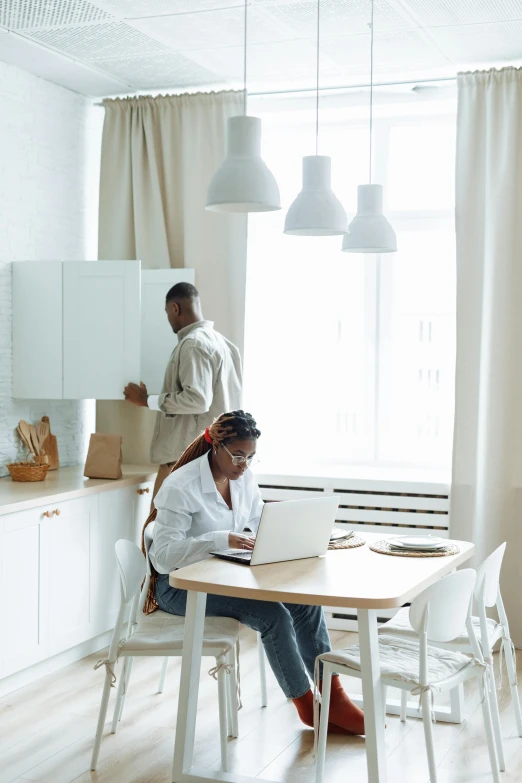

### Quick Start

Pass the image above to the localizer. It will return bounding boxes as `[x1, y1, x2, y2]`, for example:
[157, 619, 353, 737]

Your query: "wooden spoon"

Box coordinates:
[28, 424, 40, 456]
[19, 421, 35, 454]
[17, 425, 33, 453]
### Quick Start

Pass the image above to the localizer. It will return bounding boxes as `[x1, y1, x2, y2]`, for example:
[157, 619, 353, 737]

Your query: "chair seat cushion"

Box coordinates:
[379, 606, 501, 648]
[320, 634, 475, 687]
[120, 610, 240, 654]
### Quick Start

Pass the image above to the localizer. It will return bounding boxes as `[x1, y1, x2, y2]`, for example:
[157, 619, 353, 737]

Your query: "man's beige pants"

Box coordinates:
[151, 462, 176, 506]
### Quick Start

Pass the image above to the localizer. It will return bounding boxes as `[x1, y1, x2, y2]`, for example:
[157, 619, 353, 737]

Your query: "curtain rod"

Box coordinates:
[92, 75, 457, 106]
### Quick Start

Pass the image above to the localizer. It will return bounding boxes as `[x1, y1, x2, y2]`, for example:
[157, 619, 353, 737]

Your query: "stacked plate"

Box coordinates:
[330, 529, 354, 542]
[387, 535, 447, 552]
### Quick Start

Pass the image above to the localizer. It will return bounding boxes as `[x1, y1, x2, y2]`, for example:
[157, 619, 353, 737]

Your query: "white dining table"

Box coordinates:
[169, 533, 474, 783]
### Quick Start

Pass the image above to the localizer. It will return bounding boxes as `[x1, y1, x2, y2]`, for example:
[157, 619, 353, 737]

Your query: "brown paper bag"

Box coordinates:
[84, 434, 123, 479]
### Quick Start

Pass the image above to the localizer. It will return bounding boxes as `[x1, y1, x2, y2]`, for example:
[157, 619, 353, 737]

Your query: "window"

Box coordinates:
[243, 94, 456, 471]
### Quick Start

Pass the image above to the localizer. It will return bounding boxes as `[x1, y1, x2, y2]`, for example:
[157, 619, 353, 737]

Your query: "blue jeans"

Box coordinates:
[155, 573, 332, 699]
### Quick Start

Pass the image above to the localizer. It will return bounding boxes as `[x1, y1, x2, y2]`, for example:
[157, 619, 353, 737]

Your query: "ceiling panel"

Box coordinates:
[29, 21, 170, 61]
[184, 38, 329, 84]
[251, 0, 411, 37]
[97, 50, 225, 89]
[94, 0, 241, 16]
[399, 0, 522, 27]
[324, 29, 451, 73]
[429, 20, 522, 65]
[130, 5, 293, 50]
[0, 0, 112, 29]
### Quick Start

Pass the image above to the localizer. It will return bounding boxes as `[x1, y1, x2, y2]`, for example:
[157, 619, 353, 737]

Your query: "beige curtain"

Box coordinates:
[97, 91, 247, 464]
[451, 67, 522, 646]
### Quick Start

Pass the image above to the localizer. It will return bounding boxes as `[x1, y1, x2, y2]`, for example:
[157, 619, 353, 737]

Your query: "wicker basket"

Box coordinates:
[7, 461, 50, 482]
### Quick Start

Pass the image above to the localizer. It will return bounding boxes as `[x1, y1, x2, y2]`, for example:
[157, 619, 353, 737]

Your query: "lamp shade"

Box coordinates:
[206, 115, 281, 213]
[284, 155, 348, 236]
[342, 184, 397, 253]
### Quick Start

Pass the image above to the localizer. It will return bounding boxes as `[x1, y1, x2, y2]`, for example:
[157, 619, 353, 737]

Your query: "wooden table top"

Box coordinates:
[170, 534, 475, 609]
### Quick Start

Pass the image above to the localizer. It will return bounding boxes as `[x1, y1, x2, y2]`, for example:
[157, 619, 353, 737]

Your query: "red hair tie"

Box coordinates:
[203, 427, 213, 444]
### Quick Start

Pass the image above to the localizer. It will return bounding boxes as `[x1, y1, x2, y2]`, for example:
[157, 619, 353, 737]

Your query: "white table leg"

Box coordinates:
[358, 609, 387, 783]
[172, 590, 207, 782]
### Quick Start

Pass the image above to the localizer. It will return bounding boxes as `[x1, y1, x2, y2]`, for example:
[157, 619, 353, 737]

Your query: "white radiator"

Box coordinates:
[256, 470, 450, 631]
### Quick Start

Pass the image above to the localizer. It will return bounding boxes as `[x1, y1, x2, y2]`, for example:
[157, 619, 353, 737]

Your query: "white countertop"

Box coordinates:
[0, 465, 157, 516]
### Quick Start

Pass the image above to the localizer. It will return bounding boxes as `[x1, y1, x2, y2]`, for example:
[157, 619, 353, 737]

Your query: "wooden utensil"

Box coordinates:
[17, 424, 34, 454]
[40, 416, 59, 470]
[19, 420, 35, 455]
[37, 419, 49, 454]
[28, 424, 40, 456]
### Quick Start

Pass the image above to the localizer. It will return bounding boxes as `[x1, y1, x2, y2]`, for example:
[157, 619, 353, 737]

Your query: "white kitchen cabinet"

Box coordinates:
[0, 469, 157, 690]
[12, 261, 63, 400]
[133, 479, 155, 541]
[48, 495, 98, 656]
[0, 505, 50, 678]
[63, 262, 141, 399]
[12, 261, 194, 400]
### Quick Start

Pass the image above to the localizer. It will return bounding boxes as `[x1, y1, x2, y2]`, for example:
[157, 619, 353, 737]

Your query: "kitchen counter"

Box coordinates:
[0, 464, 157, 516]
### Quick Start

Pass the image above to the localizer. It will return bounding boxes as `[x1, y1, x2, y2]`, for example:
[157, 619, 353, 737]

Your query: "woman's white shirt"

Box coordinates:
[149, 453, 264, 574]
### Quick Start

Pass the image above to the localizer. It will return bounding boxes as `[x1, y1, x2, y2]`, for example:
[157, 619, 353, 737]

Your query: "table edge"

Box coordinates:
[170, 545, 475, 609]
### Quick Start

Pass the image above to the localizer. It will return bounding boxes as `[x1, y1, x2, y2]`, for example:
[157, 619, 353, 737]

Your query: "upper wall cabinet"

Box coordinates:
[12, 261, 194, 400]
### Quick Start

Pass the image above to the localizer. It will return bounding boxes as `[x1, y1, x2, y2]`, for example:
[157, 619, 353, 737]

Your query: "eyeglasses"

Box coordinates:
[222, 443, 258, 467]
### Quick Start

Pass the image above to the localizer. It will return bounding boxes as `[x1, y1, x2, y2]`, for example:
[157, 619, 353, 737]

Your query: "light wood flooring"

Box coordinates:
[1, 628, 522, 783]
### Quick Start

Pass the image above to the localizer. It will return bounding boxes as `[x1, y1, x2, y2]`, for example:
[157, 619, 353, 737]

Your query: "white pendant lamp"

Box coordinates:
[205, 1, 280, 213]
[342, 0, 397, 253]
[342, 184, 397, 252]
[284, 0, 347, 236]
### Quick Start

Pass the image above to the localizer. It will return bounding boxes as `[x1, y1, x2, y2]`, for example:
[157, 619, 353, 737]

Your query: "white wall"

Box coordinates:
[0, 61, 102, 476]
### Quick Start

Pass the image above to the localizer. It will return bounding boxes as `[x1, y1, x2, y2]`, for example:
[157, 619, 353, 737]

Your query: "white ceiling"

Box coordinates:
[0, 0, 522, 97]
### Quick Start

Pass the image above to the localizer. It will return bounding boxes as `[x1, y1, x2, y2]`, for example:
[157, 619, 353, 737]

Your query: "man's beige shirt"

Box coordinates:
[149, 321, 242, 465]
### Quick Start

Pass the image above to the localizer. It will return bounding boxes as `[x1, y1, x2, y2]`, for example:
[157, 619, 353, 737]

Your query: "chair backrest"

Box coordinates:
[115, 539, 146, 604]
[475, 542, 506, 608]
[137, 523, 155, 615]
[144, 523, 154, 561]
[409, 569, 476, 643]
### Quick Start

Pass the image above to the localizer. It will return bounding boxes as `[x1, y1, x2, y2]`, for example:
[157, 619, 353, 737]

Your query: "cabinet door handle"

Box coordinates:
[143, 487, 150, 494]
[137, 489, 143, 495]
[54, 509, 61, 516]
[43, 510, 52, 518]
[137, 487, 150, 495]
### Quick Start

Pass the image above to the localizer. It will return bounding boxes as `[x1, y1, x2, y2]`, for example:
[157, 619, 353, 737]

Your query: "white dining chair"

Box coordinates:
[314, 570, 500, 783]
[380, 542, 521, 769]
[142, 524, 268, 712]
[108, 526, 269, 752]
[91, 539, 240, 773]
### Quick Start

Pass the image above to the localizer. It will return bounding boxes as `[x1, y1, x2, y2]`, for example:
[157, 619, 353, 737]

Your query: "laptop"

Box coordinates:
[211, 496, 340, 566]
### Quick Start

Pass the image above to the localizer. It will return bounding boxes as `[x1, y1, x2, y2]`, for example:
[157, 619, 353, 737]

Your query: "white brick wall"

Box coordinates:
[0, 62, 102, 476]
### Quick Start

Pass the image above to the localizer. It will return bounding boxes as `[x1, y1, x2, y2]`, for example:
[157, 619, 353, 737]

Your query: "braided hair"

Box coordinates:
[141, 411, 261, 613]
[171, 410, 261, 472]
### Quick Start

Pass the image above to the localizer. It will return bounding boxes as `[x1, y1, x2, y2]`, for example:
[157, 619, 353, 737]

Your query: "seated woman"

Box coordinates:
[146, 410, 364, 735]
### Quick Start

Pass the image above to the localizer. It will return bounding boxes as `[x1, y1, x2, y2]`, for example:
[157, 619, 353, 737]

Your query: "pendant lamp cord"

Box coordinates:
[315, 0, 320, 155]
[369, 0, 374, 183]
[243, 0, 248, 115]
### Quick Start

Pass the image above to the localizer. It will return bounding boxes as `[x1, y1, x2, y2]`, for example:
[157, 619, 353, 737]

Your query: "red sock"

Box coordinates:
[292, 687, 361, 735]
[322, 675, 365, 735]
[292, 689, 315, 728]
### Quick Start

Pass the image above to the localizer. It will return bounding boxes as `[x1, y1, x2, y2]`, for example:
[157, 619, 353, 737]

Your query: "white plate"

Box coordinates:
[390, 536, 446, 550]
[330, 529, 354, 541]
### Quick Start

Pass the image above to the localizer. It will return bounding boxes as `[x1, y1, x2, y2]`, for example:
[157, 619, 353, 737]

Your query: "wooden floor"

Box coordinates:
[1, 628, 522, 783]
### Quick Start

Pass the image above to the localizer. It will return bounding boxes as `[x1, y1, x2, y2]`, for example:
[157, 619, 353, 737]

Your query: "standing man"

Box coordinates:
[123, 282, 242, 500]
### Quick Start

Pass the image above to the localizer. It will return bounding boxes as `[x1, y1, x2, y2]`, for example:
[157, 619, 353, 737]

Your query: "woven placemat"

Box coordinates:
[328, 534, 365, 550]
[369, 539, 460, 557]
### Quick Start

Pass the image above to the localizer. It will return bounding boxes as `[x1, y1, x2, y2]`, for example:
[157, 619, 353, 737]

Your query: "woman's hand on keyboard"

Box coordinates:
[229, 533, 255, 551]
